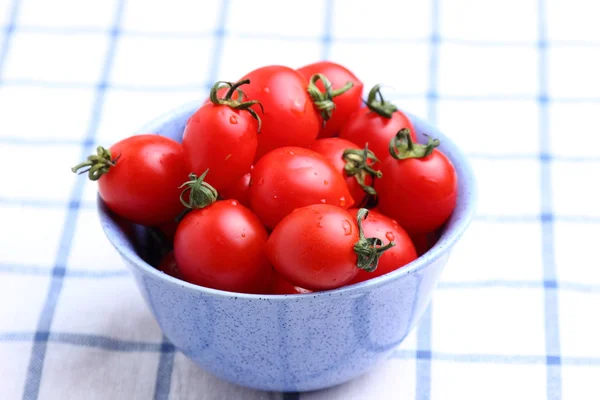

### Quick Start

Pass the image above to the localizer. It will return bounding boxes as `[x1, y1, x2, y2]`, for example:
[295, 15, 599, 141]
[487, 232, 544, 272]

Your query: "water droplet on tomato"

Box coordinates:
[313, 171, 318, 176]
[320, 199, 327, 204]
[229, 115, 238, 124]
[385, 232, 395, 241]
[257, 178, 265, 187]
[324, 180, 329, 185]
[231, 200, 238, 206]
[287, 150, 295, 155]
[273, 195, 278, 200]
[263, 87, 270, 93]
[339, 196, 347, 207]
[342, 220, 353, 236]
[241, 233, 246, 238]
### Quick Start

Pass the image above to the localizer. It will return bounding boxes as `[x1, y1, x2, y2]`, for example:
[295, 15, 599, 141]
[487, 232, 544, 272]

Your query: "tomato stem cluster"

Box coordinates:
[306, 73, 354, 125]
[342, 145, 383, 196]
[209, 80, 265, 132]
[354, 208, 395, 272]
[71, 146, 119, 181]
[389, 129, 440, 160]
[179, 170, 218, 209]
[365, 84, 398, 118]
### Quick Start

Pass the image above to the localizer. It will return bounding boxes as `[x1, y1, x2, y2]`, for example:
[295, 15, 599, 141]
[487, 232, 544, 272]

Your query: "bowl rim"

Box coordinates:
[99, 101, 477, 301]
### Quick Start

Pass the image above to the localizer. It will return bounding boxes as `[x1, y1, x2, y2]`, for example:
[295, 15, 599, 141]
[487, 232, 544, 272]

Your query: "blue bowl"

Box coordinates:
[98, 101, 477, 392]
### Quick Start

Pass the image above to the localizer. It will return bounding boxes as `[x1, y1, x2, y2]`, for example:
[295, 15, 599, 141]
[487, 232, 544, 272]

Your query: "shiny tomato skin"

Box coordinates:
[174, 200, 271, 294]
[267, 204, 360, 291]
[378, 149, 458, 234]
[98, 134, 189, 226]
[268, 271, 312, 295]
[240, 65, 321, 160]
[249, 147, 354, 229]
[297, 61, 364, 138]
[309, 138, 372, 206]
[158, 251, 184, 280]
[182, 103, 257, 192]
[347, 209, 417, 284]
[339, 108, 417, 168]
[220, 171, 251, 208]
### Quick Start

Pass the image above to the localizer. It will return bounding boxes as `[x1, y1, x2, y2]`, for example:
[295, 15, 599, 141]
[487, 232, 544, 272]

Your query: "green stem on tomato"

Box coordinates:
[71, 146, 119, 181]
[388, 128, 440, 160]
[306, 73, 354, 126]
[364, 84, 398, 119]
[342, 144, 383, 196]
[178, 170, 218, 209]
[208, 79, 265, 132]
[353, 208, 395, 272]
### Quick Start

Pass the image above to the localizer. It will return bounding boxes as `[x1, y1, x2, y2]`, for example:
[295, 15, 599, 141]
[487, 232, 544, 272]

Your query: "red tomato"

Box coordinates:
[378, 130, 458, 234]
[240, 65, 321, 160]
[309, 138, 381, 206]
[298, 61, 363, 138]
[347, 209, 417, 284]
[249, 147, 354, 229]
[174, 200, 271, 294]
[267, 205, 394, 291]
[267, 204, 359, 290]
[339, 85, 417, 167]
[220, 171, 251, 208]
[72, 135, 189, 226]
[158, 251, 184, 280]
[268, 271, 312, 295]
[183, 80, 259, 192]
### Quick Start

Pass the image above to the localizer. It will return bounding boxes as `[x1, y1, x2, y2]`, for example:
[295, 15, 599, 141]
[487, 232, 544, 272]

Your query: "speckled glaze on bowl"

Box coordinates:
[98, 101, 477, 392]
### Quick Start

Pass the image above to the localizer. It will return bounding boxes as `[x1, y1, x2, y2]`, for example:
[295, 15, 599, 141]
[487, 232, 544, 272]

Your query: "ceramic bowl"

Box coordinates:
[98, 101, 477, 392]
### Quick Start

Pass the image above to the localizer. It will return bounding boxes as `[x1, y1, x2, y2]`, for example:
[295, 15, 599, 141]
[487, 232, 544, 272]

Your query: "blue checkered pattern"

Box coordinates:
[1, 0, 600, 398]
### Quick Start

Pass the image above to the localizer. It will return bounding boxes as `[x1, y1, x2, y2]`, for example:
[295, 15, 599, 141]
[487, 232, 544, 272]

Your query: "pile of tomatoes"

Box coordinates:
[73, 61, 458, 295]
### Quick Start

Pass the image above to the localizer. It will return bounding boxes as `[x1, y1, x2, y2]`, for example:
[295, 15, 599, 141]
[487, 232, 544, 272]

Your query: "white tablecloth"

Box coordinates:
[1, 0, 600, 399]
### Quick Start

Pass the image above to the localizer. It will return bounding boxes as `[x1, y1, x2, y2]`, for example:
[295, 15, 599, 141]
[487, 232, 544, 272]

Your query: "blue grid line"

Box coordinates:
[153, 336, 176, 400]
[6, 77, 600, 103]
[6, 23, 600, 48]
[321, 0, 333, 60]
[5, 330, 600, 368]
[538, 1, 562, 398]
[0, 263, 129, 278]
[392, 350, 600, 366]
[0, 0, 19, 77]
[415, 1, 440, 398]
[21, 1, 126, 398]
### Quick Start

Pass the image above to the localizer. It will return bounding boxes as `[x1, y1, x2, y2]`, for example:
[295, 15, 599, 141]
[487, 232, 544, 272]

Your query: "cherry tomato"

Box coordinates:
[378, 130, 458, 234]
[72, 135, 189, 226]
[309, 138, 381, 206]
[267, 205, 394, 291]
[158, 251, 184, 280]
[183, 80, 259, 192]
[174, 200, 271, 294]
[298, 61, 363, 138]
[268, 271, 312, 295]
[249, 147, 354, 229]
[339, 85, 416, 168]
[240, 65, 321, 160]
[267, 204, 359, 290]
[347, 209, 417, 284]
[220, 171, 251, 208]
